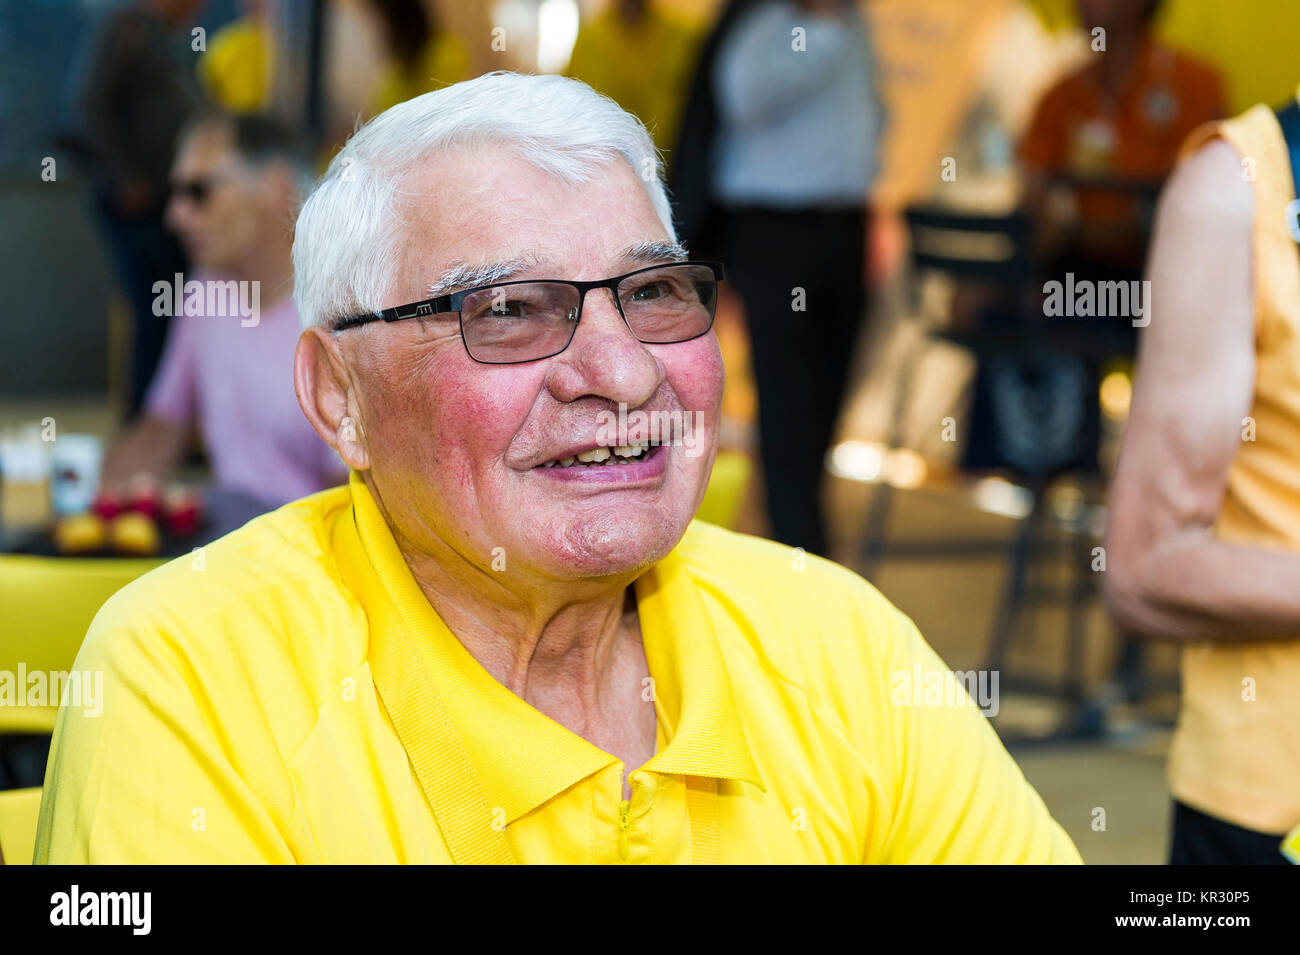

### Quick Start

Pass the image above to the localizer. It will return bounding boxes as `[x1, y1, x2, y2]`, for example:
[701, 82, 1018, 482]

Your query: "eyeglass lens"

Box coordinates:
[458, 263, 718, 364]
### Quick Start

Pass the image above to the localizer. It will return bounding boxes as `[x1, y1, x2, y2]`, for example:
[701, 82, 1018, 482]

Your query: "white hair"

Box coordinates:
[292, 71, 675, 329]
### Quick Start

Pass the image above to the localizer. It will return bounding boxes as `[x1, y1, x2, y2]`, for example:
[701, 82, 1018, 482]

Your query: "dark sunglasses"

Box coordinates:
[168, 174, 230, 206]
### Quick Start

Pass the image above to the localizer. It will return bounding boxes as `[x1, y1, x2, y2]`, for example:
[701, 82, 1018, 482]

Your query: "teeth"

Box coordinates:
[543, 442, 652, 468]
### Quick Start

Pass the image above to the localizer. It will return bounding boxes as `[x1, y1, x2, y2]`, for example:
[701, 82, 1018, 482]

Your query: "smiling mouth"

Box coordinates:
[537, 440, 656, 469]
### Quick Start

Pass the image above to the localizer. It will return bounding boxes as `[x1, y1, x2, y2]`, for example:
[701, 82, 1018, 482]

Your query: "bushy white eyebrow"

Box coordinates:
[425, 240, 689, 298]
[623, 239, 689, 265]
[426, 253, 541, 296]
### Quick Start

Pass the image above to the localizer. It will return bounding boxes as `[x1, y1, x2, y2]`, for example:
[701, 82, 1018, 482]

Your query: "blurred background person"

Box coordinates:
[62, 0, 207, 415]
[1016, 0, 1226, 699]
[671, 0, 885, 557]
[1020, 0, 1224, 285]
[102, 112, 346, 520]
[993, 0, 1224, 487]
[1105, 84, 1300, 865]
[565, 0, 702, 155]
[198, 0, 275, 115]
[367, 0, 470, 114]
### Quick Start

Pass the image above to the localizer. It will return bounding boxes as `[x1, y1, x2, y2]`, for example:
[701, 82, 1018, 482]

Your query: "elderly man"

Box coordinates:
[35, 73, 1079, 864]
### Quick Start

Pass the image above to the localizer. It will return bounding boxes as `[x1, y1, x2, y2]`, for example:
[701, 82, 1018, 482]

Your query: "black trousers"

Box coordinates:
[716, 206, 867, 557]
[1169, 800, 1289, 865]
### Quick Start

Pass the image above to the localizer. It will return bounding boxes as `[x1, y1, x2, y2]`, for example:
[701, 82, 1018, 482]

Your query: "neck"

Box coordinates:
[369, 479, 641, 702]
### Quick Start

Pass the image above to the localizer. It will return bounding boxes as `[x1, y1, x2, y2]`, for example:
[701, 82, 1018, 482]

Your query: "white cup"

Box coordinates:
[49, 433, 103, 516]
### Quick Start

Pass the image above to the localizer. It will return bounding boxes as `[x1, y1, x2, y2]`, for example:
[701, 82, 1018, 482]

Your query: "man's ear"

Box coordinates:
[295, 327, 370, 471]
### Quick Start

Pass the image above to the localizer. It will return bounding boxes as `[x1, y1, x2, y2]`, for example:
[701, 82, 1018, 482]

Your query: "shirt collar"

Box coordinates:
[633, 541, 764, 790]
[341, 470, 763, 825]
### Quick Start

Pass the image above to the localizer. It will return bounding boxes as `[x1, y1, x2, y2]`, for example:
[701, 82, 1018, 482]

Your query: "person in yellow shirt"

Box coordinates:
[1105, 89, 1300, 864]
[35, 72, 1080, 865]
[565, 0, 701, 155]
[198, 0, 274, 114]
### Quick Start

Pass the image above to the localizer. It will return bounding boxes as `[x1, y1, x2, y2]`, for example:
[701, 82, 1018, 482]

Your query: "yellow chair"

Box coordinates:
[0, 787, 41, 865]
[0, 555, 163, 733]
[1284, 821, 1300, 864]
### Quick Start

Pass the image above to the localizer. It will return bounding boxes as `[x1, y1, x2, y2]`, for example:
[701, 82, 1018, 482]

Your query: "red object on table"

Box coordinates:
[91, 489, 123, 522]
[162, 487, 203, 538]
[126, 477, 162, 521]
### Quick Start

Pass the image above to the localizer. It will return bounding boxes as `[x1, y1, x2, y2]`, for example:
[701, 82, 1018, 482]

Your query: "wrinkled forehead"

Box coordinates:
[387, 143, 673, 296]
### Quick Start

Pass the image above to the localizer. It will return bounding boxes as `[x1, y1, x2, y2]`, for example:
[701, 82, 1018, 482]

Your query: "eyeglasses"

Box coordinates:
[332, 260, 726, 365]
[168, 174, 230, 206]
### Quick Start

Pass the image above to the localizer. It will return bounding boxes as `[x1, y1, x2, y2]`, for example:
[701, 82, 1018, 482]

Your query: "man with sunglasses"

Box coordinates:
[101, 111, 346, 517]
[37, 73, 1079, 864]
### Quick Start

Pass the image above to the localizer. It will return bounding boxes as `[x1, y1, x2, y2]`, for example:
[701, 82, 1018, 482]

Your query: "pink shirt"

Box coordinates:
[145, 287, 347, 506]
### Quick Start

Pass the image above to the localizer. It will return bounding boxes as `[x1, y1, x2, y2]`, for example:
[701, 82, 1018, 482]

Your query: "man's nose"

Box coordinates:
[545, 286, 664, 407]
[164, 192, 194, 235]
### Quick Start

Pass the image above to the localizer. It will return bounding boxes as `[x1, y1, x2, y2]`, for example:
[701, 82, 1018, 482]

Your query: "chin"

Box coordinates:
[533, 508, 687, 580]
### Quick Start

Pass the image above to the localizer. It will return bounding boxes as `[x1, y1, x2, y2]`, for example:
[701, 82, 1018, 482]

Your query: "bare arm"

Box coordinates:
[1105, 138, 1300, 643]
[101, 415, 189, 490]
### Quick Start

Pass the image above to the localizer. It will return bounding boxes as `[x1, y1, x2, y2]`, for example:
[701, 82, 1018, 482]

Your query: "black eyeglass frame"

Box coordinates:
[331, 259, 727, 365]
[168, 169, 237, 206]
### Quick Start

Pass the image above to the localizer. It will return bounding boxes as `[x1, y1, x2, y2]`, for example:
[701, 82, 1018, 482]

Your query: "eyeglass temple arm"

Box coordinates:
[333, 295, 457, 331]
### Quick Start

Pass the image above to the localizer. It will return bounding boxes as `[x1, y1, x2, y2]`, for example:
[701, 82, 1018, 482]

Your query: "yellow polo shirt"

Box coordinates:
[35, 472, 1080, 864]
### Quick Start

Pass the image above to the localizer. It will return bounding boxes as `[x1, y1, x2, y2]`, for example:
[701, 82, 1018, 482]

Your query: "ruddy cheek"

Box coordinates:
[667, 339, 724, 416]
[432, 370, 539, 488]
